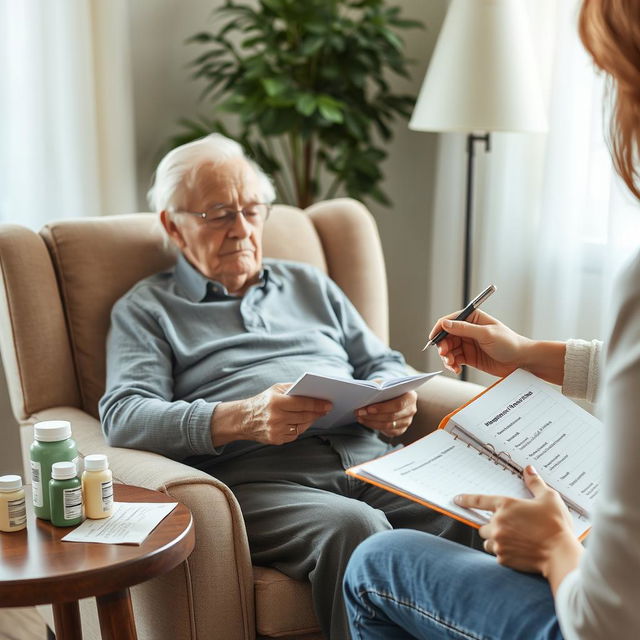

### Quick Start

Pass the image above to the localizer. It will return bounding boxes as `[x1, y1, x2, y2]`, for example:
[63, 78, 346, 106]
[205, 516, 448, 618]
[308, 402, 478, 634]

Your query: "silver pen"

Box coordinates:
[422, 284, 497, 351]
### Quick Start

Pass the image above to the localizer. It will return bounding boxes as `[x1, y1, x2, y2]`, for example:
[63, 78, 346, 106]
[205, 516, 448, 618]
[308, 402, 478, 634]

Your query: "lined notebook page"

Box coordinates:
[351, 430, 590, 537]
[353, 430, 529, 525]
[450, 369, 603, 515]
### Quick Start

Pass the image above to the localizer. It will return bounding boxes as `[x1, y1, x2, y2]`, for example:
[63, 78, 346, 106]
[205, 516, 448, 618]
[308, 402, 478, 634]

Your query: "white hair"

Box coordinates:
[147, 133, 276, 213]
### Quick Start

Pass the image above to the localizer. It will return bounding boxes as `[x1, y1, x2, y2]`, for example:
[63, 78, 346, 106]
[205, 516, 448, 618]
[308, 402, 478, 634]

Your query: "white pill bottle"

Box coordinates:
[81, 454, 114, 519]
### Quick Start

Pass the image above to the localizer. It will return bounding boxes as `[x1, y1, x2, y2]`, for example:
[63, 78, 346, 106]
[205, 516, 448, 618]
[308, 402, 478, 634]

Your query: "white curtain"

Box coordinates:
[529, 0, 640, 344]
[0, 0, 137, 230]
[425, 0, 640, 385]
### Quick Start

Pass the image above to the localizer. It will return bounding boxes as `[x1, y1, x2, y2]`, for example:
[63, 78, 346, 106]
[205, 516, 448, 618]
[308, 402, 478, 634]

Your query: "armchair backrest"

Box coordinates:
[0, 198, 389, 423]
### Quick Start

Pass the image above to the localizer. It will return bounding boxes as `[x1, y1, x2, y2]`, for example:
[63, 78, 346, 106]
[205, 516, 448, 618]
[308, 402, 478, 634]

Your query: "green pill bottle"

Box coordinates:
[49, 461, 83, 527]
[30, 420, 78, 520]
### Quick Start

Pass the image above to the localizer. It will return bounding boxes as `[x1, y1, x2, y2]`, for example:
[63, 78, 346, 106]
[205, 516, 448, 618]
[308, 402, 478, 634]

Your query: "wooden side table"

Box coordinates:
[0, 484, 194, 640]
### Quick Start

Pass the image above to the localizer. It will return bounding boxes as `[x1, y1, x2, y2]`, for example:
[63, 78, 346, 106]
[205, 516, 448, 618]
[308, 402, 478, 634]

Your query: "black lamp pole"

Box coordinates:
[461, 132, 491, 380]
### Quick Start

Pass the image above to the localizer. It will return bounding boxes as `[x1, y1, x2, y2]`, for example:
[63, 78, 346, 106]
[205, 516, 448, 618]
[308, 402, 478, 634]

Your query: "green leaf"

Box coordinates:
[305, 22, 326, 35]
[186, 32, 215, 44]
[261, 0, 284, 12]
[296, 94, 317, 116]
[261, 77, 288, 97]
[242, 36, 267, 49]
[367, 186, 391, 206]
[299, 36, 323, 57]
[380, 28, 403, 51]
[343, 111, 365, 140]
[218, 95, 246, 112]
[258, 108, 296, 135]
[318, 105, 343, 123]
[189, 49, 227, 67]
[329, 34, 346, 52]
[316, 96, 344, 124]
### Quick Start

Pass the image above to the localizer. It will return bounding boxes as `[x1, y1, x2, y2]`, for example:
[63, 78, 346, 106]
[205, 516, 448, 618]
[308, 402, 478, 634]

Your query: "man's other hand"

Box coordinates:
[355, 390, 417, 438]
[212, 383, 332, 446]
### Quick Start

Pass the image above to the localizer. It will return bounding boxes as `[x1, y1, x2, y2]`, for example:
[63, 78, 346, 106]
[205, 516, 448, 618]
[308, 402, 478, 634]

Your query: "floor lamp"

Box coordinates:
[410, 0, 547, 379]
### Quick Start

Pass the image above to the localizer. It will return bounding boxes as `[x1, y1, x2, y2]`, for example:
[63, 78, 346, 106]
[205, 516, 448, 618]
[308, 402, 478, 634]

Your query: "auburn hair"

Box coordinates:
[579, 0, 640, 200]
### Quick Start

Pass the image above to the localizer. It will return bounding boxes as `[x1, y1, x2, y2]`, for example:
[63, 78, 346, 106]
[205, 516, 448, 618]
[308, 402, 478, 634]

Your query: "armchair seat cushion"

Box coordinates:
[253, 567, 319, 637]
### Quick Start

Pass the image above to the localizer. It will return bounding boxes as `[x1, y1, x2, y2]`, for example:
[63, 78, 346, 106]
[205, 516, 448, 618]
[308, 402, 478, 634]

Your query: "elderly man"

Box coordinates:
[99, 133, 477, 639]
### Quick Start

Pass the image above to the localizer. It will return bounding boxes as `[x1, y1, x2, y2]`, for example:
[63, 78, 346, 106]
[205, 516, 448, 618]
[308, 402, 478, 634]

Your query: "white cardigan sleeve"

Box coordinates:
[562, 338, 602, 403]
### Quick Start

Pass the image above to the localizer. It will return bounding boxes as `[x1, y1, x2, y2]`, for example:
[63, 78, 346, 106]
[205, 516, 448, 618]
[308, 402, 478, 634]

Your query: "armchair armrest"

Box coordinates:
[28, 406, 256, 640]
[404, 372, 484, 444]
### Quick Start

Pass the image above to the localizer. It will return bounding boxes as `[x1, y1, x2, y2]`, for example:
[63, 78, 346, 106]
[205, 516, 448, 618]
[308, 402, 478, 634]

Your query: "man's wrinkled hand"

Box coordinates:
[355, 390, 417, 438]
[240, 383, 332, 445]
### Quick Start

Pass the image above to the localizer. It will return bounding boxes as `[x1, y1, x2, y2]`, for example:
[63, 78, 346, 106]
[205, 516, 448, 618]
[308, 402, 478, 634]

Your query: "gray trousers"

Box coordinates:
[204, 434, 480, 640]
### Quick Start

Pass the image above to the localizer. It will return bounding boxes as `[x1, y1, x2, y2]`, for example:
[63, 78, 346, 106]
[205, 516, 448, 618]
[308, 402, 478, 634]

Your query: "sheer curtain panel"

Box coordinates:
[0, 0, 137, 229]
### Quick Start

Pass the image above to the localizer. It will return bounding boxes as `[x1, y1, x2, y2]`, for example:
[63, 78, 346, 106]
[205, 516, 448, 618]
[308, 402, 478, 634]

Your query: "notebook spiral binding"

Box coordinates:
[452, 433, 519, 476]
[483, 444, 519, 476]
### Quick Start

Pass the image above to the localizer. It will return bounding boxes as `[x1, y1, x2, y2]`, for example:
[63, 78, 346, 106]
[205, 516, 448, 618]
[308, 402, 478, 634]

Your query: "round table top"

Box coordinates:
[0, 484, 194, 606]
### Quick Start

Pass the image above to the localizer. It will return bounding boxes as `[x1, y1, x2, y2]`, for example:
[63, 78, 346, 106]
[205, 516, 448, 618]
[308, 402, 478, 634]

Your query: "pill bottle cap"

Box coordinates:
[34, 421, 72, 442]
[0, 475, 22, 492]
[51, 461, 77, 480]
[83, 454, 108, 471]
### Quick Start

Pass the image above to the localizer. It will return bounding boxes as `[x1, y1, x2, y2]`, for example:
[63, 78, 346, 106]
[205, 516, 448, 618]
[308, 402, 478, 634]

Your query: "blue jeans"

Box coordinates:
[343, 529, 564, 640]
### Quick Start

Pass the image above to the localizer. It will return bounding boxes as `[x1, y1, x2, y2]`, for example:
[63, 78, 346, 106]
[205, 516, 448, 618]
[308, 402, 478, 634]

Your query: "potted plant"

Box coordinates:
[173, 0, 423, 208]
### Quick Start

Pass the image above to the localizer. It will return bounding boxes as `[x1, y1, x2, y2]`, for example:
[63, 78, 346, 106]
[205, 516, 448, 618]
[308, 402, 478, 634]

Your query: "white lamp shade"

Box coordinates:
[409, 0, 547, 133]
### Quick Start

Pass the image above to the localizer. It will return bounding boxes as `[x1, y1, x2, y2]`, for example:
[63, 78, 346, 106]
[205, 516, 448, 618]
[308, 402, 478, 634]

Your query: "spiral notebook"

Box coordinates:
[346, 369, 602, 540]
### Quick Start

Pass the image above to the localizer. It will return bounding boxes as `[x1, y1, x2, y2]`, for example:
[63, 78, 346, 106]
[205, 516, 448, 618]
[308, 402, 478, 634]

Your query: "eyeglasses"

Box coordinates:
[175, 203, 271, 229]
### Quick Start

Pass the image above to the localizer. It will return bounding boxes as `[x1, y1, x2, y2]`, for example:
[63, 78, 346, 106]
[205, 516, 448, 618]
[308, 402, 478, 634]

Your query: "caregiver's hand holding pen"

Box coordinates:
[426, 291, 568, 385]
[423, 284, 497, 349]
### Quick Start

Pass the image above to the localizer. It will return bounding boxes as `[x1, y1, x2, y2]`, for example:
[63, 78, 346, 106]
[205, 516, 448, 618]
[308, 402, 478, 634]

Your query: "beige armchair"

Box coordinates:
[0, 199, 482, 640]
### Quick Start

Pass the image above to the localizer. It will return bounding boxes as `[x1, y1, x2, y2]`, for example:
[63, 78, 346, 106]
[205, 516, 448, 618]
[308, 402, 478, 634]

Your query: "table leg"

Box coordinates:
[52, 600, 82, 640]
[96, 588, 137, 640]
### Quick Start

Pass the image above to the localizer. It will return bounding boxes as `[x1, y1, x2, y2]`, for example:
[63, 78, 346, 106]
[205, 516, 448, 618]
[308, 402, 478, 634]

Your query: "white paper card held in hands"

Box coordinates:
[62, 502, 178, 545]
[286, 371, 440, 429]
